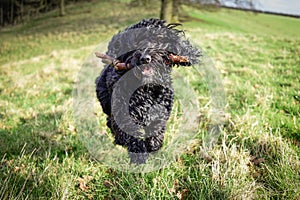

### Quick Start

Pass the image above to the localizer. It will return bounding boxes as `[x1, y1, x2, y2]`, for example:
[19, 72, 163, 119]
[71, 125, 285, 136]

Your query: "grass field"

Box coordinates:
[0, 0, 299, 199]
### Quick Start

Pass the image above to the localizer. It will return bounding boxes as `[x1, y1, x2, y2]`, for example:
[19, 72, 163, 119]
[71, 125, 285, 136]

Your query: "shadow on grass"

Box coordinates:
[0, 110, 91, 199]
[0, 111, 86, 160]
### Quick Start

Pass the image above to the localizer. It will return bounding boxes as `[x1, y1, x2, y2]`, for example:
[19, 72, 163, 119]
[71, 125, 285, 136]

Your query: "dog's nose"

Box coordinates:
[140, 55, 151, 64]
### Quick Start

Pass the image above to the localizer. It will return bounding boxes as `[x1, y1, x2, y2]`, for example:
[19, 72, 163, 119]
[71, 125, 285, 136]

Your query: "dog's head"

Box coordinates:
[124, 48, 168, 84]
[101, 18, 201, 84]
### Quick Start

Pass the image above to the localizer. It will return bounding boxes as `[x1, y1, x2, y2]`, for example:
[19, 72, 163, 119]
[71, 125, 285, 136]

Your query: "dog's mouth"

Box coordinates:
[141, 66, 154, 77]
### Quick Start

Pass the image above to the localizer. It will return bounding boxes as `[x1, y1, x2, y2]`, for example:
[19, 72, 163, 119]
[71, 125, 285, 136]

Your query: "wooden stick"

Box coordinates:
[95, 52, 130, 70]
[95, 52, 116, 65]
[95, 52, 190, 70]
[168, 54, 189, 63]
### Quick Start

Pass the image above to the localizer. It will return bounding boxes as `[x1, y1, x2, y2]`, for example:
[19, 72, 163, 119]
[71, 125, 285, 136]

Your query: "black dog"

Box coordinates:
[95, 18, 200, 164]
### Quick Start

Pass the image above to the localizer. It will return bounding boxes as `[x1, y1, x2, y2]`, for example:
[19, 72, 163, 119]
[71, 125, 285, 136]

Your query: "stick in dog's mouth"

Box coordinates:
[95, 52, 190, 71]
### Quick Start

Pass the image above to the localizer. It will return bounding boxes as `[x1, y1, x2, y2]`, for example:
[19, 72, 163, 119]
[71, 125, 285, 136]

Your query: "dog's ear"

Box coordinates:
[166, 53, 191, 67]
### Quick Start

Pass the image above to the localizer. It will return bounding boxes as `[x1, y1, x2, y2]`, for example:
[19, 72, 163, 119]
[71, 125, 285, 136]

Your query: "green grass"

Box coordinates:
[0, 0, 300, 199]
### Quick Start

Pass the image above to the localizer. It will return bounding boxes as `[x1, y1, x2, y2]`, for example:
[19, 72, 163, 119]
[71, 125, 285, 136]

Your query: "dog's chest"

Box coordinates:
[128, 85, 174, 126]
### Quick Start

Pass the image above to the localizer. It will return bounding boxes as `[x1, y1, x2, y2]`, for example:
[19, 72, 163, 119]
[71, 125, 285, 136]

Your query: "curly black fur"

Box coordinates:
[95, 18, 200, 164]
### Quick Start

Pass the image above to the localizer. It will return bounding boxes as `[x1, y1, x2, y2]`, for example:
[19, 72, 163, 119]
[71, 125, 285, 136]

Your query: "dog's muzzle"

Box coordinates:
[140, 54, 152, 64]
[139, 54, 153, 77]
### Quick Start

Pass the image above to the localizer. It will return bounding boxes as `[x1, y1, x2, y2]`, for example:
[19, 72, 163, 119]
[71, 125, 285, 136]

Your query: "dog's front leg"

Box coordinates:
[111, 116, 150, 164]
